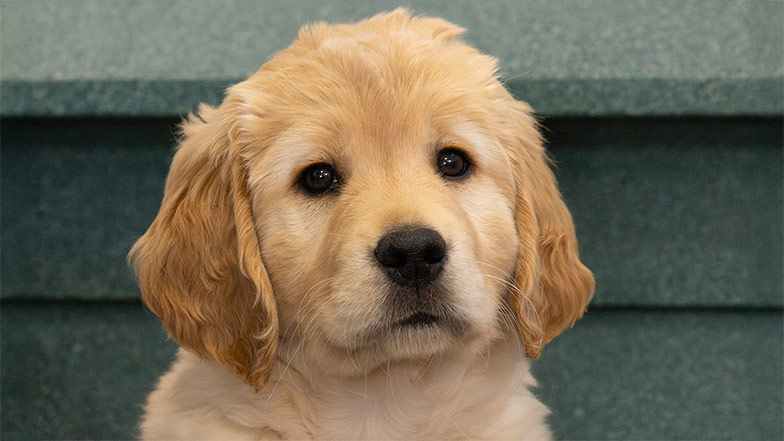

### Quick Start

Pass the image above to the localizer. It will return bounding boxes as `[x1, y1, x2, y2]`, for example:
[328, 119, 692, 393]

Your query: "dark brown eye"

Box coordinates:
[437, 148, 470, 179]
[300, 163, 338, 194]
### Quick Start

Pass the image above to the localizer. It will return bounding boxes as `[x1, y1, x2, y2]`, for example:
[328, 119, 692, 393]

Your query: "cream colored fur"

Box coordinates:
[143, 342, 550, 440]
[130, 9, 593, 440]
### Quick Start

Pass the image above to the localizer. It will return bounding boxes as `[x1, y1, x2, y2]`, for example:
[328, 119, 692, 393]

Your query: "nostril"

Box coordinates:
[422, 241, 446, 264]
[378, 245, 407, 268]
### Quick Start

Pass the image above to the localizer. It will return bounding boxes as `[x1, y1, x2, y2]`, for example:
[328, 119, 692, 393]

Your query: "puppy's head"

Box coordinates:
[129, 9, 593, 390]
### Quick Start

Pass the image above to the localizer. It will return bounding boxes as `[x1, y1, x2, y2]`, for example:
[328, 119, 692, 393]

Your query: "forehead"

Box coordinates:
[238, 21, 513, 184]
[241, 21, 504, 135]
[255, 51, 499, 130]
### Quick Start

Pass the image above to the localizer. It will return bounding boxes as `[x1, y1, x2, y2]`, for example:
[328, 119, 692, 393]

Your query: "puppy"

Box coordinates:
[130, 9, 594, 440]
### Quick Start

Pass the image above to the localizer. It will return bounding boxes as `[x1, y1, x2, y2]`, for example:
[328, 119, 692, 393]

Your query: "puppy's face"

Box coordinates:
[130, 10, 594, 389]
[245, 74, 519, 372]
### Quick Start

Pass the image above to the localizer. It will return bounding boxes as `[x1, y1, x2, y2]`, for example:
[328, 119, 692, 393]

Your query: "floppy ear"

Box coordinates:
[506, 102, 595, 359]
[128, 102, 278, 391]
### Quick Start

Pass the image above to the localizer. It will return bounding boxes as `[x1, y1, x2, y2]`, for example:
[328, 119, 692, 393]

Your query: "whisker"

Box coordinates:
[481, 273, 541, 327]
[482, 318, 491, 370]
[417, 377, 470, 441]
[480, 271, 542, 354]
[496, 301, 526, 356]
[500, 69, 533, 84]
[265, 337, 304, 405]
[290, 278, 334, 332]
[475, 260, 514, 279]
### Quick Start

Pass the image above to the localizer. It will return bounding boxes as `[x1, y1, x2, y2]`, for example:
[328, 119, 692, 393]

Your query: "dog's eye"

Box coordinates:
[437, 148, 470, 179]
[300, 163, 338, 195]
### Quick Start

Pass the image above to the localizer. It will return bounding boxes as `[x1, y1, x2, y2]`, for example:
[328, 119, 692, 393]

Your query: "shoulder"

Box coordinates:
[140, 349, 301, 440]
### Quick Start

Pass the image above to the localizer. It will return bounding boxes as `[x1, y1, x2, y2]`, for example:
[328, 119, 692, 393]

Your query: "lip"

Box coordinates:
[353, 309, 469, 347]
[394, 312, 439, 328]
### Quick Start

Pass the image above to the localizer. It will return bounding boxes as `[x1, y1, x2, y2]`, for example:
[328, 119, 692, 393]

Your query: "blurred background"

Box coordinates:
[1, 1, 782, 439]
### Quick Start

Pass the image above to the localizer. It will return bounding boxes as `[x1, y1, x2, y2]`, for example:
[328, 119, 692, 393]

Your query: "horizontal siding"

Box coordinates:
[1, 0, 782, 116]
[1, 303, 780, 440]
[1, 117, 781, 307]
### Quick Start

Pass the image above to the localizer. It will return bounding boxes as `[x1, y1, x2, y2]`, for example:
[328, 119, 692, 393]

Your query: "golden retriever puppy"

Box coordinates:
[130, 9, 593, 440]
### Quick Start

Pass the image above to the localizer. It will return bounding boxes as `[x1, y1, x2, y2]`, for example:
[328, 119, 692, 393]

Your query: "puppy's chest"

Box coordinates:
[288, 369, 524, 440]
[315, 385, 463, 439]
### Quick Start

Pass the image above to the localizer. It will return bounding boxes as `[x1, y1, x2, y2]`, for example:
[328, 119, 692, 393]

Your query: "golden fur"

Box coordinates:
[130, 9, 593, 440]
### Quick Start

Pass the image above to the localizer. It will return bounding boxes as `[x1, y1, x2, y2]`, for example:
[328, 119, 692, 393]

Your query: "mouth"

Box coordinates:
[338, 306, 478, 366]
[394, 312, 439, 328]
[355, 310, 455, 345]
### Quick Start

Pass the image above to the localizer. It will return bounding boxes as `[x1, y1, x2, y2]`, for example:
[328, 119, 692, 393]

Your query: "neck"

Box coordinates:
[265, 335, 535, 440]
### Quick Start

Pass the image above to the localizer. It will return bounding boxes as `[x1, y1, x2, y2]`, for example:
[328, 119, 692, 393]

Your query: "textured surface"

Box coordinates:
[0, 303, 178, 441]
[1, 303, 781, 441]
[2, 0, 782, 116]
[533, 308, 784, 440]
[547, 117, 784, 307]
[2, 117, 781, 306]
[4, 78, 781, 118]
[4, 0, 780, 81]
[0, 119, 173, 299]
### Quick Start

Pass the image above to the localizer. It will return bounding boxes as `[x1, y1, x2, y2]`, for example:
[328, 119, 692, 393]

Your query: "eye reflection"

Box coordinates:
[437, 148, 470, 179]
[300, 163, 338, 194]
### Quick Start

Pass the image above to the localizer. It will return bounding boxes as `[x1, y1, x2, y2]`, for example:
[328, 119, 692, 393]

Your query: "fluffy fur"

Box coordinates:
[130, 9, 594, 440]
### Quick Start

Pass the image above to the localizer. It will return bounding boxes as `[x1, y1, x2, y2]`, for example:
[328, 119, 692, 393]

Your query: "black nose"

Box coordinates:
[374, 227, 447, 287]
